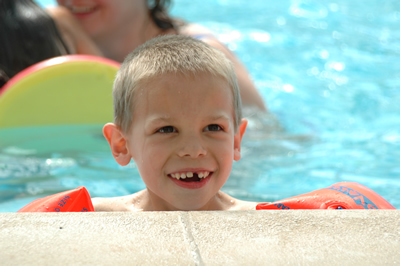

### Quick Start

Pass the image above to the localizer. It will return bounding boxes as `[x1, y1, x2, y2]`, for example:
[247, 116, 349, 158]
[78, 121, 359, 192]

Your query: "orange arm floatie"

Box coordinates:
[256, 182, 395, 210]
[18, 186, 94, 212]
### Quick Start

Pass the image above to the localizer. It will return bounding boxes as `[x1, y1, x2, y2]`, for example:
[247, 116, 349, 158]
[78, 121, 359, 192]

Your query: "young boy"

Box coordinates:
[93, 35, 257, 211]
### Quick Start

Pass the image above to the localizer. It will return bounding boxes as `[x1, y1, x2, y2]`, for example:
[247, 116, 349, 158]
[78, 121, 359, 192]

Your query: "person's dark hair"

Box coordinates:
[148, 0, 176, 30]
[0, 0, 70, 88]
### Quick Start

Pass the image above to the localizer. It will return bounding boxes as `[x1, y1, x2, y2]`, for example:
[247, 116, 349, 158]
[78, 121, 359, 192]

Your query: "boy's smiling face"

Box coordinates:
[115, 72, 246, 211]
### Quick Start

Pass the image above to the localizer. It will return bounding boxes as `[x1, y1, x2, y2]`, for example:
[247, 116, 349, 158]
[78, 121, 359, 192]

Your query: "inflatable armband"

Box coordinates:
[18, 186, 94, 212]
[256, 182, 395, 210]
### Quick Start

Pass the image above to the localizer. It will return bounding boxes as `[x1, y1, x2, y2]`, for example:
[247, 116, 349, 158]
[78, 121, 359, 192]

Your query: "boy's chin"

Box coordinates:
[147, 187, 220, 211]
[165, 197, 214, 211]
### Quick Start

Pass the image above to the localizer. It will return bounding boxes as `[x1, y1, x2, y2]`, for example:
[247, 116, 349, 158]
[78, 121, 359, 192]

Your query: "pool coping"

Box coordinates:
[1, 210, 399, 265]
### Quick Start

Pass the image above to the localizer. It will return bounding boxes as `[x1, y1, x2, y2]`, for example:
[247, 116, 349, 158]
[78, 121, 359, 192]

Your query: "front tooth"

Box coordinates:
[198, 172, 204, 178]
[187, 172, 193, 178]
[180, 173, 186, 179]
[204, 172, 209, 178]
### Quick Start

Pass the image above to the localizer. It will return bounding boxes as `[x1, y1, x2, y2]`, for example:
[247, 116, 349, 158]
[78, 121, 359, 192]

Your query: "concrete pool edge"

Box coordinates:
[1, 210, 399, 265]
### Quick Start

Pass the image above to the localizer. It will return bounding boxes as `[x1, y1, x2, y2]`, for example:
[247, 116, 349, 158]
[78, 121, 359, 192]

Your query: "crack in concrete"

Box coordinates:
[180, 212, 204, 266]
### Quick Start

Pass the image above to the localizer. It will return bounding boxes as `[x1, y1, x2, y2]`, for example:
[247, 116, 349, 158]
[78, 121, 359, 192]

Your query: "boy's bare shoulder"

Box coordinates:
[91, 190, 145, 212]
[217, 191, 258, 211]
[232, 200, 258, 211]
[230, 199, 258, 211]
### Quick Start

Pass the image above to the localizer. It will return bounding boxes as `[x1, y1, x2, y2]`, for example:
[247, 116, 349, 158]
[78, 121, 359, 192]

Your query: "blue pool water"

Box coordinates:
[1, 0, 399, 211]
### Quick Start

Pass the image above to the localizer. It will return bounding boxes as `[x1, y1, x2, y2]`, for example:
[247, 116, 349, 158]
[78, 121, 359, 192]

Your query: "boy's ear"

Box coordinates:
[233, 118, 247, 161]
[103, 123, 132, 166]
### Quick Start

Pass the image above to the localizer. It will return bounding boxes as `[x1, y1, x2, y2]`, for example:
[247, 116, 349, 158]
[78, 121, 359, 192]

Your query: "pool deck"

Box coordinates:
[1, 210, 399, 265]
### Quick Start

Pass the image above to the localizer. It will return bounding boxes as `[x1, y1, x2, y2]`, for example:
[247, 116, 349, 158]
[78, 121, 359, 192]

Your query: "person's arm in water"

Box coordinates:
[203, 38, 267, 111]
[46, 6, 103, 56]
[180, 24, 267, 111]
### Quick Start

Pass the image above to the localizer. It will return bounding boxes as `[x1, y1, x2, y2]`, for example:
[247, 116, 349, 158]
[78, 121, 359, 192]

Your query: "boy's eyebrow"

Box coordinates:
[146, 115, 172, 125]
[208, 114, 231, 122]
[145, 113, 232, 126]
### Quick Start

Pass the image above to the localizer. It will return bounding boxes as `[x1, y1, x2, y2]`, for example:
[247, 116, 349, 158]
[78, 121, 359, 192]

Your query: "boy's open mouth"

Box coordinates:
[169, 171, 211, 182]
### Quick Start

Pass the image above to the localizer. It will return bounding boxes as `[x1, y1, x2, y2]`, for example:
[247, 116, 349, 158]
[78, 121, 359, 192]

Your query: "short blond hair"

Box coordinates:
[112, 35, 242, 133]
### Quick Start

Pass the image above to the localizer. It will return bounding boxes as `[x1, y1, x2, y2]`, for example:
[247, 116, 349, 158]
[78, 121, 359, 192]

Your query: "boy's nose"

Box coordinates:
[177, 134, 207, 158]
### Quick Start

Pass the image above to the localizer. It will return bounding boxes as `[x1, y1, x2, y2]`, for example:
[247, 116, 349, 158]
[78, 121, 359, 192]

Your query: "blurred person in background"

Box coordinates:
[54, 0, 267, 111]
[0, 0, 102, 88]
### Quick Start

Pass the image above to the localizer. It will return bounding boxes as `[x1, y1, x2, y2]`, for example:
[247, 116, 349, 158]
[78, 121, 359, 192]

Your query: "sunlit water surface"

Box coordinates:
[1, 0, 399, 211]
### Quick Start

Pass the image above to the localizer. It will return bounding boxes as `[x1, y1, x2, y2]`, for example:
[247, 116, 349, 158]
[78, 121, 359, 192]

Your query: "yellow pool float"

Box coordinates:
[0, 55, 120, 128]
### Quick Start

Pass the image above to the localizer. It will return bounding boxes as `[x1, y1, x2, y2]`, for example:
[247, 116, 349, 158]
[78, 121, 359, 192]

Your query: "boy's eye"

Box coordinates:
[157, 126, 176, 133]
[204, 124, 222, 132]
